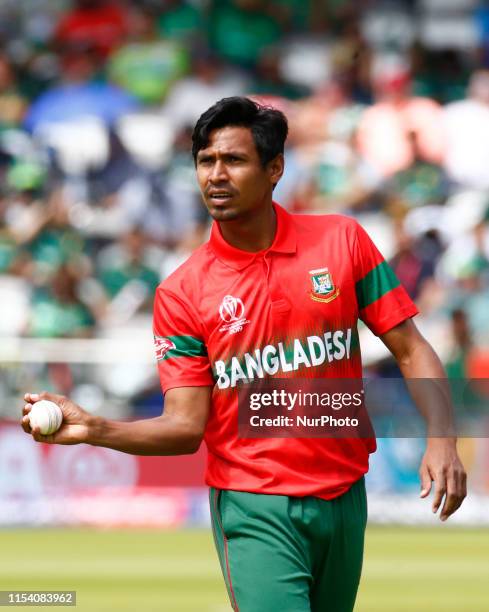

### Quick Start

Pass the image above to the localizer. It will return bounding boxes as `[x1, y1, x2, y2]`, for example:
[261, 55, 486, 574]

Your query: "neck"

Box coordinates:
[219, 203, 277, 252]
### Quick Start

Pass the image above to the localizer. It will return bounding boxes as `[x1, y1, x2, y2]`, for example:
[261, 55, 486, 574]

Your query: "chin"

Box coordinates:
[208, 206, 241, 222]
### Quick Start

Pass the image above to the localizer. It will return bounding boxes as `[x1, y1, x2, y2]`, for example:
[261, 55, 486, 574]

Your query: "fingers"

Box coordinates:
[21, 391, 64, 439]
[40, 391, 66, 405]
[24, 392, 40, 404]
[419, 464, 432, 498]
[24, 391, 65, 405]
[440, 468, 467, 522]
[21, 413, 32, 433]
[28, 417, 55, 444]
[31, 429, 55, 444]
[21, 400, 33, 433]
[431, 470, 447, 515]
[420, 444, 467, 521]
[461, 469, 467, 499]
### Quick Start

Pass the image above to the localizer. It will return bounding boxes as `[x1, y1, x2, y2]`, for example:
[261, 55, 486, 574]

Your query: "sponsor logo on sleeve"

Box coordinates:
[154, 336, 176, 360]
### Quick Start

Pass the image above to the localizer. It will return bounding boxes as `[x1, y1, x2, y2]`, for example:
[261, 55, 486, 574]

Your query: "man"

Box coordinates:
[22, 97, 466, 612]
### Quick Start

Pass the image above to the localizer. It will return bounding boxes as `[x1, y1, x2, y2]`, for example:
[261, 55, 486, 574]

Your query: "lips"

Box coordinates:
[207, 190, 235, 204]
[208, 191, 234, 198]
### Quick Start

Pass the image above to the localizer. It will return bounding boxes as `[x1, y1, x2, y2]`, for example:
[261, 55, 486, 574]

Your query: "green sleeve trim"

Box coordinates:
[355, 260, 400, 310]
[155, 334, 207, 361]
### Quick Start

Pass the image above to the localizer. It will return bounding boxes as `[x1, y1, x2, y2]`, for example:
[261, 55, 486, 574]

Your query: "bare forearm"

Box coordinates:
[397, 336, 446, 378]
[87, 414, 202, 456]
[397, 339, 455, 438]
[23, 388, 210, 453]
[380, 322, 467, 519]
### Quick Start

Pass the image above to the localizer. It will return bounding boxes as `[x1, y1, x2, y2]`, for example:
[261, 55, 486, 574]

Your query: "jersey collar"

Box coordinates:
[209, 202, 297, 271]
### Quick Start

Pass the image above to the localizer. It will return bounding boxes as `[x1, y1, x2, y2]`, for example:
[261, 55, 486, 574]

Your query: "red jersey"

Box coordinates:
[153, 203, 418, 499]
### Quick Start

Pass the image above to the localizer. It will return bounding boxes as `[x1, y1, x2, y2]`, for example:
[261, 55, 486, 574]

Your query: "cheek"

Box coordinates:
[237, 172, 269, 196]
[196, 170, 208, 191]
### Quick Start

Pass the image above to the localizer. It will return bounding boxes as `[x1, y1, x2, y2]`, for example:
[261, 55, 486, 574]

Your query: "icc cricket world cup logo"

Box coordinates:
[219, 295, 245, 322]
[219, 295, 250, 334]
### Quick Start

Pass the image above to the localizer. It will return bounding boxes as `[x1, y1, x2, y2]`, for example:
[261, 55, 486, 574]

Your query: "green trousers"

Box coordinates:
[209, 478, 367, 612]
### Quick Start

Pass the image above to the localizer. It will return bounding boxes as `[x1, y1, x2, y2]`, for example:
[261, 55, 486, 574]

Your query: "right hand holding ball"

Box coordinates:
[22, 392, 95, 445]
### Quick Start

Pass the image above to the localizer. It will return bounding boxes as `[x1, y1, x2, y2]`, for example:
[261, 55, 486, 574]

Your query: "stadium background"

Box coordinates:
[0, 0, 488, 610]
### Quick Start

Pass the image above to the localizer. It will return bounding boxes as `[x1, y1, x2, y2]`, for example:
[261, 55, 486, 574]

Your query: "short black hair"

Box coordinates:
[192, 96, 288, 167]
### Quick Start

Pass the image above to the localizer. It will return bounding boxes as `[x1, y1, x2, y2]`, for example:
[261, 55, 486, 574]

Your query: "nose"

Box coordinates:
[209, 159, 228, 184]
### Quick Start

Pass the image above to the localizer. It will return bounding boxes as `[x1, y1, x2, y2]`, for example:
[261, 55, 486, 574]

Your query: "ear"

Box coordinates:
[267, 153, 284, 187]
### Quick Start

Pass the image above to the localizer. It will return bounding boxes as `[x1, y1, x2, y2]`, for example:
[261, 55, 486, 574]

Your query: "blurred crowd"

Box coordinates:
[2, 0, 489, 415]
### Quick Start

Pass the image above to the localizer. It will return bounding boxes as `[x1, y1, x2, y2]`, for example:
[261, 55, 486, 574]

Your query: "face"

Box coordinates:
[196, 126, 283, 222]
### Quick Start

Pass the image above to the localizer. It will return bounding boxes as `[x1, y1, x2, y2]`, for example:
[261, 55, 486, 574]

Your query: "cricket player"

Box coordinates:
[22, 97, 466, 611]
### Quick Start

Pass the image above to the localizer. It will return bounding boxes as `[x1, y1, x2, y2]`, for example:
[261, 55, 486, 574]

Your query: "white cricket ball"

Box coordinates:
[29, 399, 63, 435]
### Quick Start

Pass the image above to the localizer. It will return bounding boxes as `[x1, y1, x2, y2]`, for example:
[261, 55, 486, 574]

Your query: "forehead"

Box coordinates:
[199, 125, 258, 156]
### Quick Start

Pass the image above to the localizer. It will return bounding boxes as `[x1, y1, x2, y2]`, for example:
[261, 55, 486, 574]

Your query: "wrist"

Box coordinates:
[426, 436, 457, 448]
[86, 414, 106, 445]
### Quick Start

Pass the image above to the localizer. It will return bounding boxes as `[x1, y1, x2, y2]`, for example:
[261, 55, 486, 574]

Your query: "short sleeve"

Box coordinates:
[352, 221, 419, 336]
[153, 285, 214, 393]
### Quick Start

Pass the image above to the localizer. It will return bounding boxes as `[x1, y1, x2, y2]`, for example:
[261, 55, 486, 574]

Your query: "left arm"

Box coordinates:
[379, 319, 467, 521]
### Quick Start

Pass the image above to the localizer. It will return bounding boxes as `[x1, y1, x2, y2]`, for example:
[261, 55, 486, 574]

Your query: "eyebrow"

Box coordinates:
[197, 150, 249, 161]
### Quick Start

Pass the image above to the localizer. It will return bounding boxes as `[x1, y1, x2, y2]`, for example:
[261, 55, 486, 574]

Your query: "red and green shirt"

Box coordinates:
[153, 203, 418, 499]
